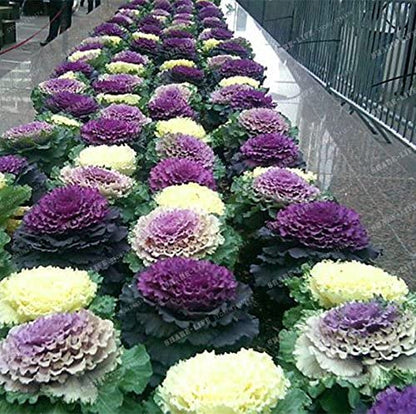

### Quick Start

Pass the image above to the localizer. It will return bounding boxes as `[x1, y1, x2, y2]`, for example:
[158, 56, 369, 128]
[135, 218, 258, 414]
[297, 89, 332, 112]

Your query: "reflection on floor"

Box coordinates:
[222, 0, 416, 284]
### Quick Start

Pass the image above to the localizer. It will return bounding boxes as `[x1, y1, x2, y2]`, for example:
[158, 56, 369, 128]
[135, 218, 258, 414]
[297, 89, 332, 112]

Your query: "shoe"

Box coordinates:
[40, 40, 49, 46]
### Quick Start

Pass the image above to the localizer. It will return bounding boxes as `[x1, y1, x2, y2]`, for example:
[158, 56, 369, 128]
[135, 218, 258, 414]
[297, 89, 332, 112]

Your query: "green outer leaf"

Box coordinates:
[87, 371, 123, 414]
[272, 388, 312, 414]
[88, 295, 116, 320]
[119, 345, 152, 395]
[142, 396, 163, 414]
[207, 224, 242, 269]
[278, 329, 298, 367]
[0, 398, 75, 414]
[0, 230, 13, 279]
[0, 185, 31, 226]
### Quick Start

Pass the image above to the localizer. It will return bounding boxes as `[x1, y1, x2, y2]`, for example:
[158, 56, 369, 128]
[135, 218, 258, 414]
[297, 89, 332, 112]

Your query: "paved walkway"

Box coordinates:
[223, 0, 416, 284]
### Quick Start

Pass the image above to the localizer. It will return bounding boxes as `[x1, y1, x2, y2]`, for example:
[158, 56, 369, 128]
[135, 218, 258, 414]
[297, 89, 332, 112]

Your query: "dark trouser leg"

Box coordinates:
[46, 2, 63, 42]
[87, 0, 93, 13]
[60, 0, 73, 33]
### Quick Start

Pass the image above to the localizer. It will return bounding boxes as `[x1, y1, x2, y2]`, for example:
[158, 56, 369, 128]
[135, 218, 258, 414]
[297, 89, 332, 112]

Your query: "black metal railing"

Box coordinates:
[238, 0, 416, 146]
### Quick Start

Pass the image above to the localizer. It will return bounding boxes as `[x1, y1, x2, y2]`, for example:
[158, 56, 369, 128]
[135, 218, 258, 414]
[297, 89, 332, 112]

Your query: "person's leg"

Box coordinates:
[87, 0, 93, 13]
[43, 1, 62, 43]
[60, 0, 73, 33]
[95, 0, 100, 8]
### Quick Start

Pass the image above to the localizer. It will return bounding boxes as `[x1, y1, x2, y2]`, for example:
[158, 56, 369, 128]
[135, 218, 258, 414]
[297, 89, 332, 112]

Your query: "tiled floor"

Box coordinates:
[222, 0, 416, 284]
[0, 0, 414, 284]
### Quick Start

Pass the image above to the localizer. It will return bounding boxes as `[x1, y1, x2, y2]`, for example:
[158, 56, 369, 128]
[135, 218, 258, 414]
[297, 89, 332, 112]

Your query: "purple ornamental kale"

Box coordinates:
[148, 92, 195, 120]
[131, 37, 160, 57]
[213, 40, 251, 58]
[93, 22, 126, 37]
[23, 185, 109, 234]
[219, 58, 265, 80]
[0, 310, 118, 398]
[81, 118, 142, 145]
[210, 84, 252, 104]
[112, 50, 149, 65]
[369, 385, 416, 414]
[92, 74, 143, 94]
[52, 61, 94, 78]
[154, 0, 172, 11]
[139, 24, 163, 35]
[73, 42, 105, 52]
[162, 37, 196, 60]
[2, 121, 54, 145]
[321, 301, 399, 336]
[0, 155, 28, 175]
[202, 16, 227, 28]
[148, 157, 216, 192]
[156, 134, 215, 170]
[239, 108, 289, 135]
[168, 65, 205, 84]
[172, 18, 193, 25]
[162, 28, 194, 39]
[268, 200, 370, 250]
[137, 257, 237, 312]
[101, 103, 149, 125]
[207, 54, 238, 69]
[176, 5, 193, 14]
[45, 92, 98, 119]
[226, 88, 275, 110]
[200, 28, 233, 41]
[253, 168, 319, 204]
[196, 0, 216, 8]
[108, 13, 134, 28]
[199, 6, 222, 19]
[240, 133, 300, 168]
[139, 15, 162, 27]
[39, 78, 85, 95]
